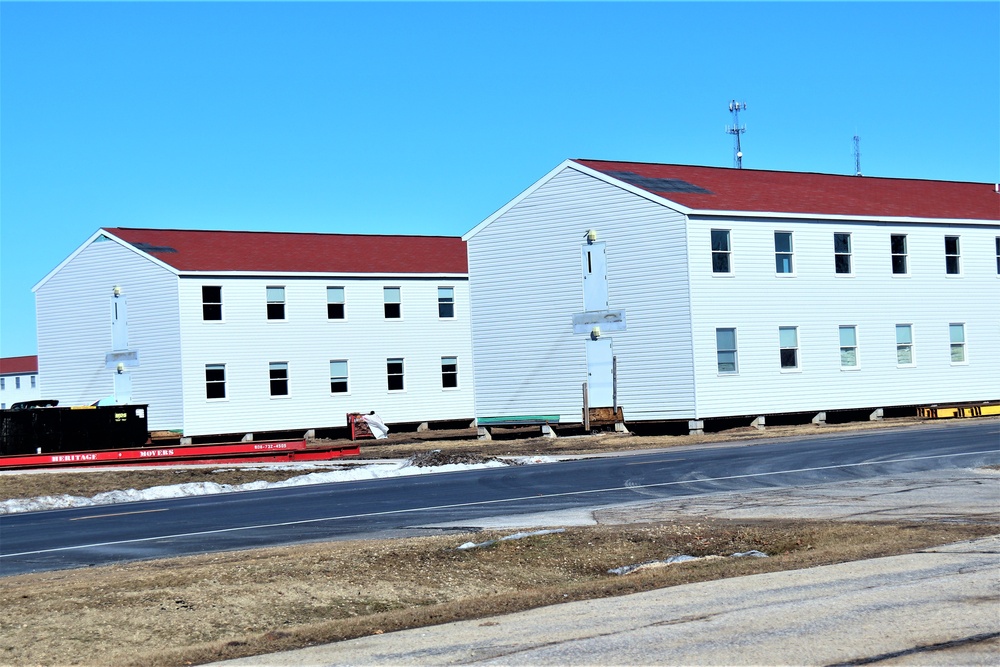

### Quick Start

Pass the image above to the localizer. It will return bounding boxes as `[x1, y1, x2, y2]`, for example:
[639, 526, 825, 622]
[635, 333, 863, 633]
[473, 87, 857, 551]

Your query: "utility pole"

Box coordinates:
[726, 100, 747, 169]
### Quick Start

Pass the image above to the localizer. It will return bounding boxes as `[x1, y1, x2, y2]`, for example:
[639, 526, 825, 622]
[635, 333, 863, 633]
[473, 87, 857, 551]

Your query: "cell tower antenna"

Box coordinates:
[726, 100, 747, 169]
[853, 134, 862, 176]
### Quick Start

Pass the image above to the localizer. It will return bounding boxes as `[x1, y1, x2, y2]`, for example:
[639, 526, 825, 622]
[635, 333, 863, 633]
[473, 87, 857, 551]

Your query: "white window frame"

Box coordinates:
[895, 324, 915, 367]
[774, 231, 794, 275]
[715, 328, 738, 375]
[834, 232, 852, 275]
[711, 229, 732, 274]
[329, 360, 349, 394]
[387, 358, 405, 391]
[384, 287, 402, 319]
[890, 234, 908, 275]
[266, 286, 286, 321]
[327, 287, 346, 321]
[205, 364, 227, 400]
[779, 326, 799, 371]
[441, 356, 458, 389]
[839, 325, 859, 369]
[944, 236, 961, 275]
[269, 361, 290, 397]
[202, 285, 223, 321]
[438, 287, 455, 319]
[949, 323, 967, 364]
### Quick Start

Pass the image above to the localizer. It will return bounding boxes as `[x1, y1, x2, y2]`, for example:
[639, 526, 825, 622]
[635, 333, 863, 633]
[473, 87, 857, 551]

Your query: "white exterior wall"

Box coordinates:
[0, 373, 40, 409]
[688, 217, 1000, 418]
[178, 276, 473, 437]
[34, 237, 184, 429]
[467, 166, 695, 422]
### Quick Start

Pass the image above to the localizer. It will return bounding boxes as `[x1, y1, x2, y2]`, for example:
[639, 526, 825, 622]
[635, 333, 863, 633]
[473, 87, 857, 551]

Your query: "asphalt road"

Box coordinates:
[2, 420, 998, 577]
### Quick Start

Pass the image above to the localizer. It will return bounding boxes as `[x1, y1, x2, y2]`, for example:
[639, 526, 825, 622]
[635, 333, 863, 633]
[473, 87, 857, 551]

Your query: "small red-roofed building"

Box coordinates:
[463, 160, 1000, 431]
[33, 229, 472, 438]
[0, 356, 40, 409]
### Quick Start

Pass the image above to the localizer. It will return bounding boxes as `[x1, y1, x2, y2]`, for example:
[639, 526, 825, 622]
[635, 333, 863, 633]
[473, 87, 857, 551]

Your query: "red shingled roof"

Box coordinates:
[104, 228, 468, 274]
[574, 160, 1000, 221]
[0, 356, 37, 375]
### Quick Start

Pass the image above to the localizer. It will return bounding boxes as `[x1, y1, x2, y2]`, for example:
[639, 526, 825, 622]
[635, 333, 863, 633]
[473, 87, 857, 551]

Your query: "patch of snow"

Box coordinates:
[0, 459, 529, 515]
[456, 528, 566, 550]
[731, 550, 769, 558]
[609, 550, 768, 575]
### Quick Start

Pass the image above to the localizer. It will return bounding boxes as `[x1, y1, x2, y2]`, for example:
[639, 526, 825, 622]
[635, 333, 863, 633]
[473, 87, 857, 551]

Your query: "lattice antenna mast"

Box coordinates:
[853, 135, 862, 176]
[726, 100, 747, 168]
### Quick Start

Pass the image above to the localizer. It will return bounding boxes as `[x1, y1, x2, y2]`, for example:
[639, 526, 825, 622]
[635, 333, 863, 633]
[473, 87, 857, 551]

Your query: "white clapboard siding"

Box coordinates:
[178, 276, 473, 436]
[688, 218, 1000, 418]
[34, 236, 184, 429]
[468, 165, 696, 421]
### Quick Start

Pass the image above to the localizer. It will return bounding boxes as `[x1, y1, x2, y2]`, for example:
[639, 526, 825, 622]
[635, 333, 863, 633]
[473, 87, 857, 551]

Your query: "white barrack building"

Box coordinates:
[34, 228, 473, 438]
[464, 160, 1000, 432]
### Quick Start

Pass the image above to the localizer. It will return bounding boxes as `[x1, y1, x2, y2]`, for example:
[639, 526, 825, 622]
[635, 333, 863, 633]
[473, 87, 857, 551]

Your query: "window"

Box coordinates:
[1, 378, 5, 390]
[774, 232, 794, 274]
[30, 376, 36, 389]
[15, 377, 20, 389]
[205, 364, 226, 399]
[441, 357, 458, 388]
[384, 287, 401, 319]
[996, 237, 999, 274]
[387, 358, 404, 391]
[202, 286, 222, 321]
[896, 325, 914, 366]
[891, 235, 907, 274]
[327, 287, 345, 320]
[266, 287, 285, 320]
[949, 324, 966, 363]
[438, 287, 455, 318]
[945, 236, 961, 275]
[779, 327, 799, 369]
[839, 326, 858, 368]
[329, 360, 348, 393]
[834, 233, 852, 274]
[716, 328, 738, 374]
[711, 230, 731, 273]
[269, 362, 289, 396]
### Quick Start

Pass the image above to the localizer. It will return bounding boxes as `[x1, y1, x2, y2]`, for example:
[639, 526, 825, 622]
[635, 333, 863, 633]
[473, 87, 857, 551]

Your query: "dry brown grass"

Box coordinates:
[2, 519, 994, 667]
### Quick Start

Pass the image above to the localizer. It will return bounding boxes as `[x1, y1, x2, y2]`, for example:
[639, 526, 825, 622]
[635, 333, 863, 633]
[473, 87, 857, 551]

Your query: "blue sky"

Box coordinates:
[2, 2, 998, 357]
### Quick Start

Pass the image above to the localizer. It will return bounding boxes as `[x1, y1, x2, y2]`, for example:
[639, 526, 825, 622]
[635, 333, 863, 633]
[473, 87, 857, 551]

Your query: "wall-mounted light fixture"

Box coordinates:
[586, 229, 598, 244]
[116, 363, 125, 374]
[113, 285, 122, 297]
[591, 326, 601, 340]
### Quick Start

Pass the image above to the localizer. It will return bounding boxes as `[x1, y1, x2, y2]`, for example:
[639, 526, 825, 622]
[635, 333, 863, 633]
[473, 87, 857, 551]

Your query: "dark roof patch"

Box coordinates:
[605, 171, 713, 195]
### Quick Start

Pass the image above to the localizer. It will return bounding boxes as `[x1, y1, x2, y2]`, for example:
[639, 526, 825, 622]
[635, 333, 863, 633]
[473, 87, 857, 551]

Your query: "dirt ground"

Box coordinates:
[2, 519, 994, 667]
[1, 417, 996, 667]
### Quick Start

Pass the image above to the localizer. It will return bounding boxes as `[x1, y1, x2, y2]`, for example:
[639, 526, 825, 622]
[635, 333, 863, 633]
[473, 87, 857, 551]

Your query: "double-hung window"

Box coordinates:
[779, 327, 799, 370]
[949, 324, 966, 363]
[205, 364, 226, 399]
[387, 358, 404, 391]
[30, 376, 36, 389]
[711, 230, 731, 273]
[895, 325, 914, 366]
[995, 237, 1000, 274]
[834, 233, 852, 274]
[384, 287, 401, 319]
[774, 232, 794, 274]
[329, 360, 348, 393]
[438, 287, 455, 318]
[266, 287, 286, 320]
[327, 287, 345, 320]
[441, 357, 458, 388]
[15, 377, 20, 389]
[890, 235, 908, 274]
[839, 326, 858, 368]
[944, 236, 961, 275]
[716, 328, 738, 374]
[202, 286, 223, 321]
[269, 362, 289, 396]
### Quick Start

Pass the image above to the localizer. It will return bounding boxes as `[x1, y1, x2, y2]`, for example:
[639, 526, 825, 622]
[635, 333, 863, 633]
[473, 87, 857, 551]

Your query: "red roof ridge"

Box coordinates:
[0, 355, 38, 375]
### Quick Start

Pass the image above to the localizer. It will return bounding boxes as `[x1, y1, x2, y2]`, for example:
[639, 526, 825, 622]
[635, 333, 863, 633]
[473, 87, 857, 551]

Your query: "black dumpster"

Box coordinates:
[0, 404, 149, 456]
